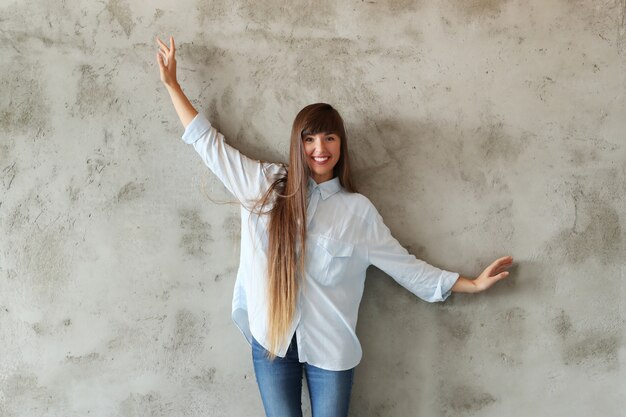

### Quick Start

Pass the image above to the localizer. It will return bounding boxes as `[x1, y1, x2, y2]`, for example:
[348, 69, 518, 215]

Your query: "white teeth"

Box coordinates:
[313, 157, 330, 161]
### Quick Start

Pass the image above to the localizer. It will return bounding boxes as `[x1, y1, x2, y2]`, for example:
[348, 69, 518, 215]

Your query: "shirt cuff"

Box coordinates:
[436, 271, 460, 302]
[181, 113, 211, 144]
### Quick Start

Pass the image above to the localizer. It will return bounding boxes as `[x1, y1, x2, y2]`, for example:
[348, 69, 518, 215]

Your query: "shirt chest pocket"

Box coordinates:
[305, 234, 355, 286]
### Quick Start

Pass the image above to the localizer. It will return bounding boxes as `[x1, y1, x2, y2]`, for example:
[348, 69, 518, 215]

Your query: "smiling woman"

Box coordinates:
[156, 35, 514, 417]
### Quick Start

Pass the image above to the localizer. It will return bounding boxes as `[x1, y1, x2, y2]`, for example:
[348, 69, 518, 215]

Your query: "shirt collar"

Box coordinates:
[307, 176, 342, 200]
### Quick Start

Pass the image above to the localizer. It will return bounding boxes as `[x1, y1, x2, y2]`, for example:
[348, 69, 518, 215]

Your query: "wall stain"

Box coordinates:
[180, 39, 232, 94]
[221, 85, 234, 112]
[153, 8, 164, 21]
[238, 0, 337, 28]
[179, 208, 212, 256]
[32, 322, 44, 335]
[372, 399, 399, 417]
[22, 226, 71, 293]
[196, 0, 230, 24]
[208, 97, 221, 129]
[164, 309, 206, 351]
[180, 41, 229, 69]
[0, 142, 14, 171]
[66, 351, 101, 364]
[192, 367, 217, 388]
[552, 309, 572, 338]
[117, 392, 168, 417]
[493, 306, 527, 340]
[438, 309, 472, 342]
[453, 120, 526, 202]
[565, 136, 621, 158]
[552, 308, 620, 369]
[67, 184, 81, 203]
[360, 0, 424, 13]
[617, 0, 626, 55]
[499, 352, 518, 366]
[8, 193, 72, 296]
[74, 64, 118, 117]
[458, 163, 488, 193]
[452, 199, 515, 246]
[563, 334, 619, 367]
[440, 384, 496, 415]
[120, 118, 149, 157]
[449, 0, 510, 18]
[499, 306, 526, 323]
[0, 60, 50, 138]
[568, 147, 598, 166]
[106, 0, 135, 37]
[478, 120, 524, 164]
[222, 212, 240, 242]
[7, 190, 46, 232]
[2, 162, 17, 191]
[116, 181, 145, 203]
[1, 373, 43, 399]
[213, 266, 237, 282]
[86, 154, 109, 187]
[545, 188, 622, 264]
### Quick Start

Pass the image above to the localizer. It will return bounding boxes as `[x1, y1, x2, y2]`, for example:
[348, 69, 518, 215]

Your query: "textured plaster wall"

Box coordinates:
[1, 0, 625, 416]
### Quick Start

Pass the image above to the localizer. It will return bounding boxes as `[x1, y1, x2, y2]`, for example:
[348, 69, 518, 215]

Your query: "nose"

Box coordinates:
[314, 137, 327, 151]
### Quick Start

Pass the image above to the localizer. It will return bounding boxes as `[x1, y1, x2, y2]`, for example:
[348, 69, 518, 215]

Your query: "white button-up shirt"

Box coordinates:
[181, 113, 460, 371]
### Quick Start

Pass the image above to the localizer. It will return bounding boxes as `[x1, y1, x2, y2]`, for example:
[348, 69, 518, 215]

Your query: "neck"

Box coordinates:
[312, 173, 334, 184]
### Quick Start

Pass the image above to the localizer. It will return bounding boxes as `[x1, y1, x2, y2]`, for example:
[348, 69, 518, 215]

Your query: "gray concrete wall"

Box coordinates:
[1, 0, 624, 416]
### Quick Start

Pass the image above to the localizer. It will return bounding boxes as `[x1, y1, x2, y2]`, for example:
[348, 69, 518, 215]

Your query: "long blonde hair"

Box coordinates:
[250, 103, 357, 360]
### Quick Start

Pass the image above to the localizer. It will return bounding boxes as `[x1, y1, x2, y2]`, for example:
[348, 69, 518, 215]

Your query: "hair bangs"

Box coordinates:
[300, 107, 343, 138]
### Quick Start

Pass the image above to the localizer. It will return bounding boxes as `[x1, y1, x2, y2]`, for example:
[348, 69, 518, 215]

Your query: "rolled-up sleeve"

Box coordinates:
[365, 205, 459, 302]
[181, 113, 285, 206]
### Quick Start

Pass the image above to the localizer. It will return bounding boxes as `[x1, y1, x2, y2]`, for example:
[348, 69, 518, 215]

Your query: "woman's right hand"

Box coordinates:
[156, 35, 178, 88]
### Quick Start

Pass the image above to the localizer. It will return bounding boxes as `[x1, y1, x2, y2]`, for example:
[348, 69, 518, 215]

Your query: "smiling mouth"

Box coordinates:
[312, 157, 331, 165]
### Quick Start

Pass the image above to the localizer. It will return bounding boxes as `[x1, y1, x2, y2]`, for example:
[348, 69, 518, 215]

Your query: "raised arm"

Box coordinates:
[155, 35, 286, 207]
[156, 35, 197, 128]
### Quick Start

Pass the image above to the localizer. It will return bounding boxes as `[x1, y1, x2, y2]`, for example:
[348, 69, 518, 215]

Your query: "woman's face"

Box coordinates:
[302, 132, 341, 184]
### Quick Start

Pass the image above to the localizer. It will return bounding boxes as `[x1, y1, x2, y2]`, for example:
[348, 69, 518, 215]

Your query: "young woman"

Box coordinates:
[156, 35, 513, 417]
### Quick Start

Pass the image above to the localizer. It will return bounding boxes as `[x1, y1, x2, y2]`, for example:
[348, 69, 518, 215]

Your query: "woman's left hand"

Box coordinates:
[472, 255, 514, 292]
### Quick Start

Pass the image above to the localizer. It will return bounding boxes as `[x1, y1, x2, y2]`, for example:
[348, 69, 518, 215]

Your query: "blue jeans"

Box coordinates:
[251, 333, 355, 417]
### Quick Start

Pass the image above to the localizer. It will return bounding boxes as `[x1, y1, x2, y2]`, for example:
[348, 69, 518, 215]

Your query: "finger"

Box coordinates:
[156, 36, 165, 51]
[170, 35, 175, 54]
[495, 255, 513, 265]
[495, 260, 513, 271]
[490, 256, 513, 271]
[496, 271, 509, 280]
[493, 265, 511, 276]
[493, 264, 513, 277]
[156, 36, 169, 52]
[499, 255, 513, 264]
[158, 49, 168, 63]
[156, 52, 166, 68]
[156, 36, 170, 54]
